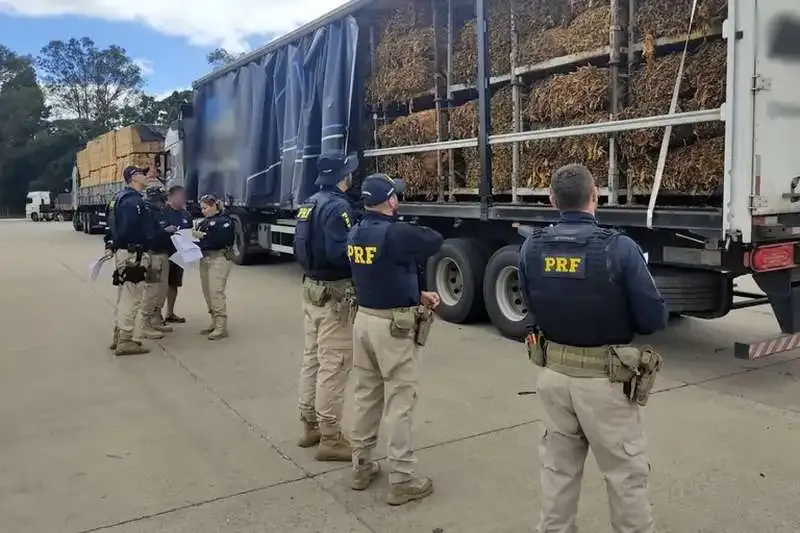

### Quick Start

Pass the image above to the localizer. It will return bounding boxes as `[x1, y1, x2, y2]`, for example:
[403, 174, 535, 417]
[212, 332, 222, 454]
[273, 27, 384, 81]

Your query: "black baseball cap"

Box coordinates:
[316, 153, 359, 186]
[122, 165, 148, 182]
[360, 173, 405, 206]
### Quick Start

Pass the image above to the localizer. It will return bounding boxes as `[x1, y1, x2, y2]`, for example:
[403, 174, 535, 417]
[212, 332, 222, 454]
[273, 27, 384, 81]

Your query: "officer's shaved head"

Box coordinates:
[550, 164, 597, 212]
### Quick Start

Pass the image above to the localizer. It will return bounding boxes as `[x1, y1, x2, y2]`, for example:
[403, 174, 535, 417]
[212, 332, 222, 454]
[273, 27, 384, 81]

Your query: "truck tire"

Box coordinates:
[30, 213, 39, 222]
[229, 215, 252, 265]
[82, 213, 90, 233]
[73, 213, 83, 232]
[483, 245, 528, 341]
[426, 238, 489, 323]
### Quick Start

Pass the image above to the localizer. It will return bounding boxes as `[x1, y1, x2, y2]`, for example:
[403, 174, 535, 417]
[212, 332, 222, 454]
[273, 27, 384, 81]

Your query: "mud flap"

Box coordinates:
[734, 269, 800, 359]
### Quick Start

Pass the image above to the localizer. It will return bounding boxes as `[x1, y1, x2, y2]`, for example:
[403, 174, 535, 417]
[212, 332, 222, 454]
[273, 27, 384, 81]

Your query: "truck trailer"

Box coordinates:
[160, 0, 800, 357]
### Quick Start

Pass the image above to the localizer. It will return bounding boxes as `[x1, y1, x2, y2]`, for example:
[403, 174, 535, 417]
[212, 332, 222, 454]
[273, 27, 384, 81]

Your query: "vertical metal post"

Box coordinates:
[627, 0, 636, 204]
[432, 0, 446, 202]
[370, 25, 379, 171]
[476, 0, 493, 219]
[447, 0, 455, 201]
[608, 0, 621, 205]
[510, 0, 520, 203]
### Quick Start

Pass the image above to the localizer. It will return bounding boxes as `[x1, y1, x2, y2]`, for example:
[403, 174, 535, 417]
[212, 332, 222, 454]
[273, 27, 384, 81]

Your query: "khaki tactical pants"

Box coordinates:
[141, 252, 169, 316]
[299, 290, 353, 435]
[200, 252, 232, 318]
[113, 250, 147, 335]
[536, 367, 654, 533]
[351, 309, 419, 485]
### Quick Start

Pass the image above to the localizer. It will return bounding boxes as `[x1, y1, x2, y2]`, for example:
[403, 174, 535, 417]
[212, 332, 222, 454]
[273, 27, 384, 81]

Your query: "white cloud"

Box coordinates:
[133, 58, 154, 77]
[0, 0, 350, 54]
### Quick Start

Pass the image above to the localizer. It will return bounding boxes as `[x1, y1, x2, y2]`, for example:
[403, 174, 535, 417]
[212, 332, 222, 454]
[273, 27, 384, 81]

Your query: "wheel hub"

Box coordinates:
[495, 266, 527, 322]
[435, 257, 464, 307]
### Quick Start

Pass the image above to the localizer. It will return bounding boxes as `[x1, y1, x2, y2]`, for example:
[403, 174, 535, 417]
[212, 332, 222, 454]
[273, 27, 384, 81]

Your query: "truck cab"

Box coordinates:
[25, 191, 51, 222]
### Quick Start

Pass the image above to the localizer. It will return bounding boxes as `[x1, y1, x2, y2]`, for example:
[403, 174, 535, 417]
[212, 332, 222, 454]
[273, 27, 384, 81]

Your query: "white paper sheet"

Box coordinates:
[170, 233, 203, 266]
[177, 228, 199, 242]
[88, 255, 110, 281]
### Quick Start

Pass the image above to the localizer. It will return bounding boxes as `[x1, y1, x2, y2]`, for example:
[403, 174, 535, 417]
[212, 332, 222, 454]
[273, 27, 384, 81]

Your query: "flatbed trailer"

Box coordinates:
[164, 0, 800, 357]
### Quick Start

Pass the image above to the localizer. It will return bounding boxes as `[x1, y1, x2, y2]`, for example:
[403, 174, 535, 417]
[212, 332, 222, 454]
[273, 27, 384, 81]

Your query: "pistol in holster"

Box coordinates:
[332, 285, 358, 325]
[607, 344, 663, 407]
[525, 330, 547, 367]
[414, 306, 435, 347]
[119, 249, 148, 284]
[223, 246, 234, 261]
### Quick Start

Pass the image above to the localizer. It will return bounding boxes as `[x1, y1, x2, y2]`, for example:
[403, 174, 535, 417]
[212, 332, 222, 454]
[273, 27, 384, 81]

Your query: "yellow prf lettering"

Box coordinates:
[297, 206, 313, 220]
[347, 244, 378, 264]
[543, 256, 582, 273]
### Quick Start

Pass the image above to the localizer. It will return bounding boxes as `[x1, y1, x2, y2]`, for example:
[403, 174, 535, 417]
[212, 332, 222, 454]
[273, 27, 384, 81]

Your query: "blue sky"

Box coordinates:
[0, 1, 344, 98]
[0, 14, 265, 96]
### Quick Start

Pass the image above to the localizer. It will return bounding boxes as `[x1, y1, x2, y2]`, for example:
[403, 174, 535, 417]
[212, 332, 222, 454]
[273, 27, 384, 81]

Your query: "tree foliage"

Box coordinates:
[207, 48, 247, 69]
[0, 46, 48, 208]
[36, 37, 144, 127]
[0, 39, 190, 213]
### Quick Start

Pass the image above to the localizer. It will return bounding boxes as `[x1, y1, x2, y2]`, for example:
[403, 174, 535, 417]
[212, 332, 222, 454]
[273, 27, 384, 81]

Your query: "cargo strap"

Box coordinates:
[545, 341, 609, 378]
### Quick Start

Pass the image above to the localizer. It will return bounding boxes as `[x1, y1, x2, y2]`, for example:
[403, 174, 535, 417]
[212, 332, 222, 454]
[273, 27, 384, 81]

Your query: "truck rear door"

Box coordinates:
[750, 1, 800, 217]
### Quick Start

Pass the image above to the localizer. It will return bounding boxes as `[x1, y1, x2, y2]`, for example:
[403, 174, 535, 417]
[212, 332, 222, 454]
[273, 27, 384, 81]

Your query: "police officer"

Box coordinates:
[293, 153, 358, 462]
[346, 173, 443, 506]
[105, 165, 155, 356]
[139, 183, 176, 339]
[161, 185, 193, 323]
[517, 164, 668, 533]
[195, 194, 235, 340]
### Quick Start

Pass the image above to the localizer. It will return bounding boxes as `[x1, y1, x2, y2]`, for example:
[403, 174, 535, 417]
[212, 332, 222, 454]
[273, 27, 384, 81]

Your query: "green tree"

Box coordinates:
[118, 89, 192, 127]
[207, 48, 246, 69]
[0, 46, 47, 210]
[36, 37, 143, 127]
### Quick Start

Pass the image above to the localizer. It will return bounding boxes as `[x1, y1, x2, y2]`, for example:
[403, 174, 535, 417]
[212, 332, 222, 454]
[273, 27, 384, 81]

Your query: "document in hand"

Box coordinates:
[170, 233, 203, 266]
[88, 255, 111, 281]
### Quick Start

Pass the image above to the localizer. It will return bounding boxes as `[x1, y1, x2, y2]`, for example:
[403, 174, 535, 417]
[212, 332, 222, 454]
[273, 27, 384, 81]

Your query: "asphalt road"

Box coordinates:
[1, 220, 799, 533]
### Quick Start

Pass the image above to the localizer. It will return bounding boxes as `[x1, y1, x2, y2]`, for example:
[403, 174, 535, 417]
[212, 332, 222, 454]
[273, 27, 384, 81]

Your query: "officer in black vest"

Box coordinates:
[346, 173, 443, 506]
[139, 183, 176, 340]
[293, 153, 359, 462]
[517, 164, 668, 533]
[106, 165, 155, 356]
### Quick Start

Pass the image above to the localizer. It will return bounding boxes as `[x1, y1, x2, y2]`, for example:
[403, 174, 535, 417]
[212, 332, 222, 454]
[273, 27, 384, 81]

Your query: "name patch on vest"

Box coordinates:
[541, 254, 586, 277]
[347, 244, 378, 265]
[296, 205, 314, 221]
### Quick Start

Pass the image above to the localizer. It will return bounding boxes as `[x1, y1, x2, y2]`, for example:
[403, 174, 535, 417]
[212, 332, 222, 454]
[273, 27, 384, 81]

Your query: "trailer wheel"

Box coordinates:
[229, 215, 252, 265]
[483, 245, 528, 340]
[82, 213, 91, 233]
[427, 238, 489, 323]
[73, 213, 83, 232]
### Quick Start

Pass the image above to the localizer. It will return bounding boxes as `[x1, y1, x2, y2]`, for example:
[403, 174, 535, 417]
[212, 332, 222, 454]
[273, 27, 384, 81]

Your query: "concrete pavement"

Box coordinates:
[1, 220, 799, 532]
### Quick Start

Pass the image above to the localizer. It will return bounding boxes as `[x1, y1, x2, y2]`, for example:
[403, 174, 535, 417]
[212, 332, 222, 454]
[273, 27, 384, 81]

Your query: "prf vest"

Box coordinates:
[347, 216, 419, 309]
[522, 223, 635, 347]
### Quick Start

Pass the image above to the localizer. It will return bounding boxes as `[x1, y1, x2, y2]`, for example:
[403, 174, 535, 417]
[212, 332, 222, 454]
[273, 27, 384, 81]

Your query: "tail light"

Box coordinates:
[749, 243, 797, 272]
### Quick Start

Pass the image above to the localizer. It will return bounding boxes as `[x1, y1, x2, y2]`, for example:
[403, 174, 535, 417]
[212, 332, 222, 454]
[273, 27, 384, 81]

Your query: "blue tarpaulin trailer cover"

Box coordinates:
[189, 16, 360, 210]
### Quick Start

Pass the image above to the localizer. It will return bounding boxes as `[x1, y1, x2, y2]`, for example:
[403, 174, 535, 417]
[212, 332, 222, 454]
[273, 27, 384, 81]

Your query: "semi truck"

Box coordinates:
[155, 0, 800, 357]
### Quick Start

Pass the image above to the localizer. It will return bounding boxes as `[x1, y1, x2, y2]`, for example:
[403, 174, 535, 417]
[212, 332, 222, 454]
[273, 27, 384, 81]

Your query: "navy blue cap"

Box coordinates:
[122, 165, 148, 182]
[360, 173, 405, 206]
[316, 153, 359, 186]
